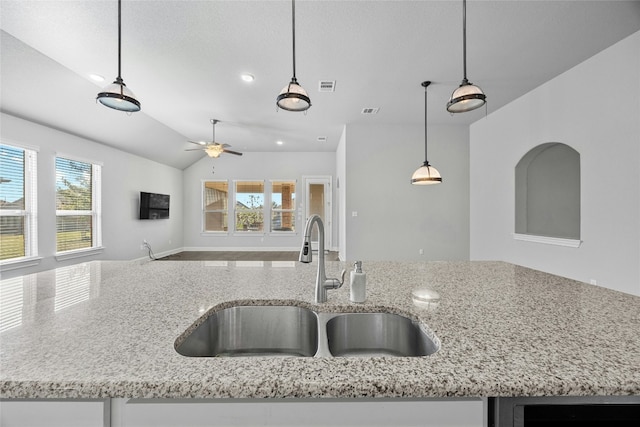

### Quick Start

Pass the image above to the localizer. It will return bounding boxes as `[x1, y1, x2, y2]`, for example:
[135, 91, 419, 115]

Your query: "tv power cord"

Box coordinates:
[143, 241, 157, 260]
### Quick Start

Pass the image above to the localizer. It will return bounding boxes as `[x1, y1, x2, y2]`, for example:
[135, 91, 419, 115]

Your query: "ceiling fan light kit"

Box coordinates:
[446, 0, 486, 114]
[276, 0, 311, 112]
[96, 0, 141, 112]
[412, 81, 442, 186]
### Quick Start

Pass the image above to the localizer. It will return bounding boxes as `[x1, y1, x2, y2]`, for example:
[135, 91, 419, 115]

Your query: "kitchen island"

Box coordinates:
[1, 260, 639, 425]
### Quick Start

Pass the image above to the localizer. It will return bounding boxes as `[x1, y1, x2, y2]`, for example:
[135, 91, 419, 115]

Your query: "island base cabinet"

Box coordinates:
[112, 398, 484, 427]
[0, 399, 109, 427]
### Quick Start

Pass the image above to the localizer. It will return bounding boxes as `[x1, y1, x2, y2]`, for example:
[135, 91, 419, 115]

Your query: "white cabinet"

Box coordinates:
[0, 399, 108, 427]
[113, 398, 484, 427]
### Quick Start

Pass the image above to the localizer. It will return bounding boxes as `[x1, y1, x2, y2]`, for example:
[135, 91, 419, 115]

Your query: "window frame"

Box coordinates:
[54, 154, 103, 260]
[233, 180, 265, 235]
[269, 180, 297, 234]
[202, 180, 230, 234]
[0, 142, 39, 269]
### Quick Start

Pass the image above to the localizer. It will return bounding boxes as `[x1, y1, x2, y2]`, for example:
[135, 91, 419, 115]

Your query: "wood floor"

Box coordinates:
[158, 251, 339, 261]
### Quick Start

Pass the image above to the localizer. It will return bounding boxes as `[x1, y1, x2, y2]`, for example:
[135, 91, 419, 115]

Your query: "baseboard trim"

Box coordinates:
[183, 246, 302, 252]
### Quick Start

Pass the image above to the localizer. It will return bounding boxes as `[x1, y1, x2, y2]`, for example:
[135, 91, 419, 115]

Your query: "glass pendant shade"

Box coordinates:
[446, 79, 485, 113]
[97, 78, 141, 112]
[277, 77, 311, 111]
[411, 162, 442, 185]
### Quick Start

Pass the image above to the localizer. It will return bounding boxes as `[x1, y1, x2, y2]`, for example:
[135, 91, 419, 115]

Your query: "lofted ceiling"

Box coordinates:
[1, 0, 639, 170]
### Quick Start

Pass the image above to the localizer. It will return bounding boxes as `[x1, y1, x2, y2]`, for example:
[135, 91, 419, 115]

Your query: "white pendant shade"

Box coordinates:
[446, 81, 485, 113]
[411, 163, 442, 185]
[277, 79, 311, 112]
[97, 80, 141, 112]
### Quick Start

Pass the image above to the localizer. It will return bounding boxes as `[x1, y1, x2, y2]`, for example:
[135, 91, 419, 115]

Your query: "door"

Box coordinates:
[303, 176, 332, 252]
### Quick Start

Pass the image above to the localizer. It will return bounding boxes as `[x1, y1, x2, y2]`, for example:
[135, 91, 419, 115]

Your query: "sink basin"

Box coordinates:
[325, 312, 438, 357]
[176, 305, 439, 358]
[175, 305, 318, 357]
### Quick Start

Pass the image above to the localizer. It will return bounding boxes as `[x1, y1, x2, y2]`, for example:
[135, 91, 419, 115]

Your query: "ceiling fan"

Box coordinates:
[185, 119, 243, 158]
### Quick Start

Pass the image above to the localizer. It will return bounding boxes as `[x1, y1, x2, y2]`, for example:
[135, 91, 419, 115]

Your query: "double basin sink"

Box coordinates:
[175, 305, 439, 358]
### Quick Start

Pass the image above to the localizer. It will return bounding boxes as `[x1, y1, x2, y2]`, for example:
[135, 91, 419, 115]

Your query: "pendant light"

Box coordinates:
[276, 0, 311, 112]
[96, 0, 141, 112]
[446, 0, 485, 113]
[412, 81, 442, 185]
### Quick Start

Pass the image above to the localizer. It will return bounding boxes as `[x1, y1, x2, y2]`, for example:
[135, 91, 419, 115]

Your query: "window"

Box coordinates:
[203, 181, 229, 232]
[55, 156, 102, 254]
[235, 181, 264, 232]
[0, 144, 38, 262]
[271, 181, 296, 232]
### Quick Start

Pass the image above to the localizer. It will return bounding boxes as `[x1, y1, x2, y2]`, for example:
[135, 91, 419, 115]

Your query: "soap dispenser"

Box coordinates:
[350, 261, 366, 303]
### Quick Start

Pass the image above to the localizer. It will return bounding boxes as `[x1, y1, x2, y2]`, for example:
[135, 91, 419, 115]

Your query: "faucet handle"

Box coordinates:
[339, 269, 346, 285]
[325, 269, 347, 291]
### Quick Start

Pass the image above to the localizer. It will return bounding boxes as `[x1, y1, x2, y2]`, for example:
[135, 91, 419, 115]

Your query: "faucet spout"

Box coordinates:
[299, 215, 345, 303]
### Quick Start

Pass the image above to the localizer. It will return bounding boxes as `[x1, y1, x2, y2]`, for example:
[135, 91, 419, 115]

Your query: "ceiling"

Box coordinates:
[1, 1, 639, 170]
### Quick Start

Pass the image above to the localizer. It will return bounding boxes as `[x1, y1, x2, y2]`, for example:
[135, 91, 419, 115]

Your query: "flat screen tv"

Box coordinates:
[139, 192, 170, 220]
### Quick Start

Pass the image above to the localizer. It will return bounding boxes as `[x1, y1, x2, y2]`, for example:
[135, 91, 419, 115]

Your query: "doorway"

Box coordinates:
[303, 176, 332, 252]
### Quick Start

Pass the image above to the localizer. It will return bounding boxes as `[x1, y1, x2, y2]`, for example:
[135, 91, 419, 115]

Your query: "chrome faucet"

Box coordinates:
[299, 215, 345, 303]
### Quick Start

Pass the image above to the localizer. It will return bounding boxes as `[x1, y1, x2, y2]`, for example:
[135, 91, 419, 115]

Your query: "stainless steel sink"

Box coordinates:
[176, 305, 439, 358]
[324, 312, 438, 357]
[175, 305, 318, 357]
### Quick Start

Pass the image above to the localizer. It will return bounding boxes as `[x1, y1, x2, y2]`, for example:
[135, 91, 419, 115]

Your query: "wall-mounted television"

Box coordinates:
[139, 192, 170, 220]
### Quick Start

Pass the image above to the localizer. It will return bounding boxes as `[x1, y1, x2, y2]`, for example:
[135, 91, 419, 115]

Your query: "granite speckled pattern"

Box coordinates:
[1, 260, 639, 399]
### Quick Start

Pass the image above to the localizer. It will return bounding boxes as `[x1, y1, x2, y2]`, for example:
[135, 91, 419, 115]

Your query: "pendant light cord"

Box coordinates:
[291, 0, 297, 79]
[423, 81, 431, 164]
[461, 0, 467, 82]
[117, 0, 122, 81]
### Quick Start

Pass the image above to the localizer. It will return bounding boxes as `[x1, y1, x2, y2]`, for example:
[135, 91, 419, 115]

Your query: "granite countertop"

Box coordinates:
[1, 260, 639, 399]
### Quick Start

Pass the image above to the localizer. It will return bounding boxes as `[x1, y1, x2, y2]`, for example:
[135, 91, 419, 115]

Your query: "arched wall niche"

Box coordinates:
[515, 142, 580, 242]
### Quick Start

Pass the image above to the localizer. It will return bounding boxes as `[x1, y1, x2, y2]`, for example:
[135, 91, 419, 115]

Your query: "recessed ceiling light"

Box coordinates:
[276, 140, 284, 145]
[241, 73, 255, 82]
[89, 73, 105, 82]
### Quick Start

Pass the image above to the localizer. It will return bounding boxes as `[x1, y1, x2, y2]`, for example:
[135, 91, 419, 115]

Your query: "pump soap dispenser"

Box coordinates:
[350, 261, 366, 303]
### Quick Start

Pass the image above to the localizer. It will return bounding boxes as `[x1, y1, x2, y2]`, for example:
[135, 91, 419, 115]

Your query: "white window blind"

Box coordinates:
[0, 144, 38, 262]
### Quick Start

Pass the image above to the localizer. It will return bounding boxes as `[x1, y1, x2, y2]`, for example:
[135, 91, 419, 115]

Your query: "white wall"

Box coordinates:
[0, 113, 184, 278]
[342, 123, 470, 261]
[470, 31, 640, 296]
[182, 151, 336, 251]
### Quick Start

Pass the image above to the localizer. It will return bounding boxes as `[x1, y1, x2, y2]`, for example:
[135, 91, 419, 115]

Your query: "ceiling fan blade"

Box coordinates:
[188, 140, 206, 146]
[223, 149, 243, 156]
[185, 148, 205, 151]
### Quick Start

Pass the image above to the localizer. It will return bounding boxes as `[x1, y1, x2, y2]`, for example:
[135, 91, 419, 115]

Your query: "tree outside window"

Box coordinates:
[235, 181, 264, 232]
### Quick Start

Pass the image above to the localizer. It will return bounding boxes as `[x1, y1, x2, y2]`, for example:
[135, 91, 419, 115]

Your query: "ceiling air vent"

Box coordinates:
[318, 80, 336, 92]
[361, 107, 380, 115]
